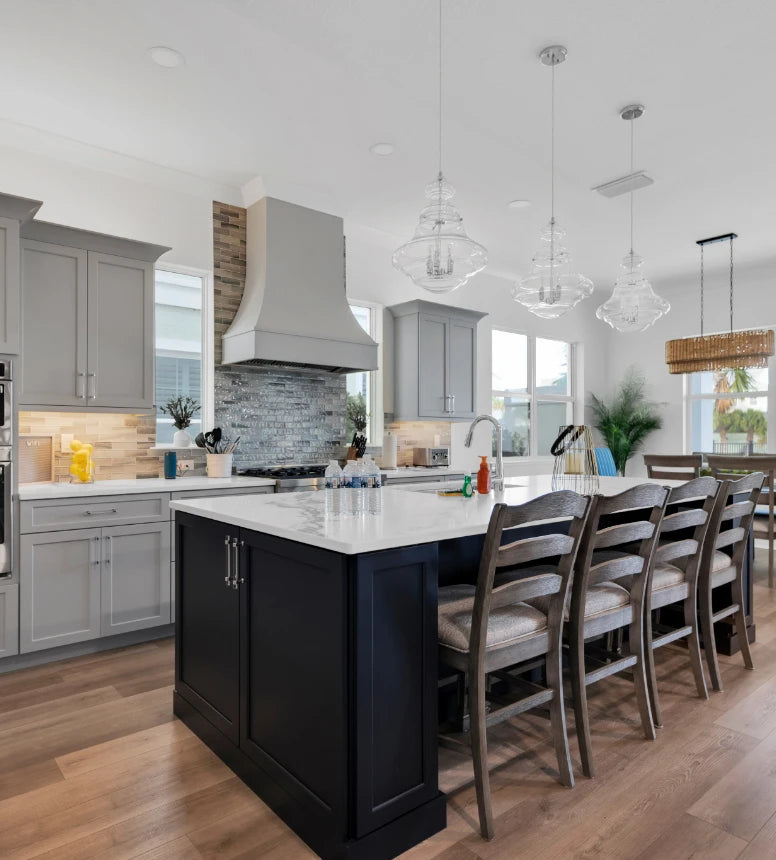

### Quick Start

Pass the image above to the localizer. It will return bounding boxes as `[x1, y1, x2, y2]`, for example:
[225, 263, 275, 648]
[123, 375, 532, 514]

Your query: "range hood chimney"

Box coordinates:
[221, 197, 378, 373]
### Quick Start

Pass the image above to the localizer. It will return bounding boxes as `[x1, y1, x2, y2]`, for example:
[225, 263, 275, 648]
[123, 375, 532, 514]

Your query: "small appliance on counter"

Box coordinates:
[412, 447, 450, 467]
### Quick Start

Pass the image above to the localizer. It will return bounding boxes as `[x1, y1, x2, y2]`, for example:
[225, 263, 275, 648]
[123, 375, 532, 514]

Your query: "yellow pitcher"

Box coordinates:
[69, 439, 94, 483]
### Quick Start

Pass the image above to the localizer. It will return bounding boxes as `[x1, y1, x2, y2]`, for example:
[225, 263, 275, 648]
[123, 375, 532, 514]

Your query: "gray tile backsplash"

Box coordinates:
[214, 365, 347, 466]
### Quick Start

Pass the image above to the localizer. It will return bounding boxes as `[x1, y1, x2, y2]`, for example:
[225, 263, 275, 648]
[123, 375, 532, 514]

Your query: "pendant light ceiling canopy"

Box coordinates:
[392, 0, 486, 293]
[665, 233, 775, 374]
[596, 105, 670, 333]
[512, 45, 593, 319]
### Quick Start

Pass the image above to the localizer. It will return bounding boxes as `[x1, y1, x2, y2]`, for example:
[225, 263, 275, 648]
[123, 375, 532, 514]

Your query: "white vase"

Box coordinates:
[173, 428, 191, 448]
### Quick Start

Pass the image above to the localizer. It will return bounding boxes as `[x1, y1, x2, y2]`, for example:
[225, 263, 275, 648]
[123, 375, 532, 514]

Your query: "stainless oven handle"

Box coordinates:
[0, 382, 9, 429]
[0, 461, 11, 576]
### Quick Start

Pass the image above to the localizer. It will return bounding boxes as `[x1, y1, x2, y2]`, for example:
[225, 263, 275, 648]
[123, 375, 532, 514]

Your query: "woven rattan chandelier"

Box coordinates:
[665, 233, 774, 374]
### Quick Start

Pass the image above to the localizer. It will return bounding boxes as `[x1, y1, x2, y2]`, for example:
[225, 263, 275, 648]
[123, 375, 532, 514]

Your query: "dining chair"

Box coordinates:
[566, 483, 669, 778]
[698, 471, 764, 691]
[642, 477, 722, 726]
[643, 453, 702, 481]
[707, 454, 776, 588]
[437, 491, 592, 840]
[594, 447, 617, 477]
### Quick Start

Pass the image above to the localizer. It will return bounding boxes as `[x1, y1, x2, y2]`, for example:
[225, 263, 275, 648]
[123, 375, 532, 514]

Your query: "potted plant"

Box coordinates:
[346, 392, 369, 459]
[589, 368, 663, 476]
[161, 395, 200, 448]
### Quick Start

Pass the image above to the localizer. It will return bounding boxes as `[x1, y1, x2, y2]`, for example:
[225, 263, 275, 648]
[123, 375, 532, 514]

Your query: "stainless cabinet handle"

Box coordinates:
[105, 536, 112, 565]
[224, 535, 232, 586]
[90, 536, 100, 566]
[87, 372, 96, 400]
[83, 508, 118, 516]
[77, 372, 87, 400]
[449, 394, 455, 413]
[231, 537, 244, 589]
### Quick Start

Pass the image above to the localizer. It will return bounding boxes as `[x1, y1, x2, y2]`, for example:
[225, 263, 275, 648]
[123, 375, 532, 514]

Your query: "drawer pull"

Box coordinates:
[84, 508, 118, 516]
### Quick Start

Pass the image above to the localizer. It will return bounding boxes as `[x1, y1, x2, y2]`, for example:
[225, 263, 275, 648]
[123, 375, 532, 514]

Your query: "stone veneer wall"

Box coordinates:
[18, 412, 162, 480]
[212, 200, 347, 466]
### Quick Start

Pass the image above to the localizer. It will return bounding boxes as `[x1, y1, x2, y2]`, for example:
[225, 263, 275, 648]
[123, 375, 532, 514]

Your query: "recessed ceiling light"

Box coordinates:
[369, 142, 395, 156]
[148, 46, 185, 68]
[508, 199, 531, 209]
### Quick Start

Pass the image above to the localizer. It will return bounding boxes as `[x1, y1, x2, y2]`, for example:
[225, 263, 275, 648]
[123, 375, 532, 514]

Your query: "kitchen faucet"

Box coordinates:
[464, 415, 504, 492]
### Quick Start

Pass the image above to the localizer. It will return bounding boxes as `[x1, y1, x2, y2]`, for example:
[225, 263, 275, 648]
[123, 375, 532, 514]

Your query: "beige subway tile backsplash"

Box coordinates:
[18, 412, 163, 481]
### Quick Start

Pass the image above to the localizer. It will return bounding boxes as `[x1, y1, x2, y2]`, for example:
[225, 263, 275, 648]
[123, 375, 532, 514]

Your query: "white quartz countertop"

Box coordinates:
[170, 475, 682, 555]
[16, 475, 276, 500]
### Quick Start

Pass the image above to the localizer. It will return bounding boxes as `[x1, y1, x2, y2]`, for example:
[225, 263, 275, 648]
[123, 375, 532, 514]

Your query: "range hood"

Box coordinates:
[221, 197, 378, 373]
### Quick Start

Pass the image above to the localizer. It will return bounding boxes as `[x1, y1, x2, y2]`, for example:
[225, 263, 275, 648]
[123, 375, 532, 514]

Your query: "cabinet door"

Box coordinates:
[175, 513, 240, 743]
[20, 529, 101, 652]
[0, 582, 19, 658]
[448, 318, 477, 417]
[101, 523, 171, 636]
[87, 253, 154, 409]
[239, 530, 348, 834]
[0, 217, 20, 354]
[417, 313, 449, 418]
[19, 240, 88, 407]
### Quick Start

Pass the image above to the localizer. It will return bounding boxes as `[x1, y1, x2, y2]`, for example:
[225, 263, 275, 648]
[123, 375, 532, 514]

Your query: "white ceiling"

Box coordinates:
[2, 0, 775, 288]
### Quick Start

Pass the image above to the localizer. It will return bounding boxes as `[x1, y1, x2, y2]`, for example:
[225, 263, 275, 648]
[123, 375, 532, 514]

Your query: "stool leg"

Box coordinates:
[547, 648, 574, 789]
[700, 585, 724, 692]
[643, 611, 662, 728]
[630, 615, 656, 741]
[470, 669, 494, 840]
[570, 621, 594, 778]
[684, 592, 708, 700]
[732, 574, 754, 671]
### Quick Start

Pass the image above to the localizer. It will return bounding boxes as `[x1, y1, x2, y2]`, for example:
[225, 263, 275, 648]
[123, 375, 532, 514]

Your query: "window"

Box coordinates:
[687, 366, 770, 454]
[155, 267, 213, 444]
[491, 330, 575, 457]
[346, 302, 382, 443]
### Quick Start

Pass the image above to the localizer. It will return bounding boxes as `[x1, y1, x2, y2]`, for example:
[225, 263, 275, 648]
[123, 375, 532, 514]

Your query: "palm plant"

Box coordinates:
[713, 367, 755, 414]
[589, 368, 663, 476]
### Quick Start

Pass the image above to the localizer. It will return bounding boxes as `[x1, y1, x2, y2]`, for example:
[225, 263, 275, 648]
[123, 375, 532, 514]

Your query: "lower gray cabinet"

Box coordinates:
[101, 522, 170, 635]
[20, 529, 101, 652]
[0, 582, 19, 657]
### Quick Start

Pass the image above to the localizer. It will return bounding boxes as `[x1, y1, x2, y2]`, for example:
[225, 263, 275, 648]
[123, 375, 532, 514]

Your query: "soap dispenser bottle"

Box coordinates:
[477, 456, 491, 494]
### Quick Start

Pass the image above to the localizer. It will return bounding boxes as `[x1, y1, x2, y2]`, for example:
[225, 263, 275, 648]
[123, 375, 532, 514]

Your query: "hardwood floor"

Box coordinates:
[3, 558, 776, 858]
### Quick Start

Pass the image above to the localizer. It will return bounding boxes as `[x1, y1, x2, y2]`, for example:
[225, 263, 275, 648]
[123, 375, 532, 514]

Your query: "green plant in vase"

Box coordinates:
[589, 368, 662, 476]
[161, 395, 200, 448]
[346, 392, 369, 458]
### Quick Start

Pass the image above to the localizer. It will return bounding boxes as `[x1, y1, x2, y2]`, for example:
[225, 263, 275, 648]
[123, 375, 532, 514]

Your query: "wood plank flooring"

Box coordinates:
[3, 558, 776, 858]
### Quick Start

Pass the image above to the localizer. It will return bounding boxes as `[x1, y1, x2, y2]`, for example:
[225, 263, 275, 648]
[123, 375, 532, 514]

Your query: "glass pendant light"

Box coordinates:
[596, 105, 670, 332]
[392, 0, 486, 293]
[512, 46, 593, 319]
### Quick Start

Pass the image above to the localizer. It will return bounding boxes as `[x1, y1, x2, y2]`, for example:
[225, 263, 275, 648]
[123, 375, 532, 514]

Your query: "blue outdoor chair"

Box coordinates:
[595, 447, 617, 477]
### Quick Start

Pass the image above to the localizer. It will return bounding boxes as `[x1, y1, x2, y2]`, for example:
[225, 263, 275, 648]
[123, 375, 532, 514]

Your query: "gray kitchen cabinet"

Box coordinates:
[101, 522, 170, 635]
[0, 194, 42, 355]
[390, 300, 486, 422]
[87, 253, 154, 408]
[19, 240, 88, 407]
[0, 582, 19, 657]
[20, 529, 101, 652]
[19, 221, 169, 410]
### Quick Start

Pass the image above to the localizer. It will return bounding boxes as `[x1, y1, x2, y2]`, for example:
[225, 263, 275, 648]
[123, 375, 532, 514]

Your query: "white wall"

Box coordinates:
[606, 261, 776, 475]
[0, 142, 240, 271]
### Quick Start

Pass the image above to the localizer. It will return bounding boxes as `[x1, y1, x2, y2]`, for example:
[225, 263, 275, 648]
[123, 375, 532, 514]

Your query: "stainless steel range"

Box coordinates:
[238, 464, 329, 493]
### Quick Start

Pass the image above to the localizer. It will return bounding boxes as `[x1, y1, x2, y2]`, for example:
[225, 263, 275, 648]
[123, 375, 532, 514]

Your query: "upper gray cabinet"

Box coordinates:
[19, 221, 169, 410]
[389, 300, 486, 421]
[0, 193, 43, 355]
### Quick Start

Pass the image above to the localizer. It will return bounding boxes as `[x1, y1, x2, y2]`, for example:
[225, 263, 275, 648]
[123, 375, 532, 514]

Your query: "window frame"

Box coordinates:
[347, 299, 383, 444]
[491, 327, 578, 458]
[154, 264, 214, 443]
[684, 354, 775, 454]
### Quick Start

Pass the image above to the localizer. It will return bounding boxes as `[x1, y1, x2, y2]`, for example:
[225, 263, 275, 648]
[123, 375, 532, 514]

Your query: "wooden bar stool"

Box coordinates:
[437, 491, 592, 840]
[698, 471, 764, 691]
[643, 453, 702, 481]
[567, 484, 669, 778]
[642, 477, 722, 726]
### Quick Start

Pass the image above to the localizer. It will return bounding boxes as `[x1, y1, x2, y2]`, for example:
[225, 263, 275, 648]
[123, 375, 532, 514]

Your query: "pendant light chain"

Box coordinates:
[729, 235, 734, 332]
[700, 243, 705, 336]
[629, 115, 635, 255]
[437, 0, 442, 181]
[550, 59, 556, 287]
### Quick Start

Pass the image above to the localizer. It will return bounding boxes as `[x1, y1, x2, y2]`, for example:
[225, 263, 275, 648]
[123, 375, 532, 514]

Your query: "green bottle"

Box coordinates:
[461, 475, 473, 498]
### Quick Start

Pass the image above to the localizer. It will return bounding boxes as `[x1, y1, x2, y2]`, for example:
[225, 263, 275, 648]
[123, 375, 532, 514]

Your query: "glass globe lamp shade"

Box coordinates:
[392, 174, 487, 293]
[512, 220, 593, 319]
[596, 252, 670, 333]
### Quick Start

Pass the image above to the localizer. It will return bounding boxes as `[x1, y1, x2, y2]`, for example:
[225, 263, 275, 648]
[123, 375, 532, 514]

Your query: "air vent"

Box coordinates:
[592, 171, 654, 198]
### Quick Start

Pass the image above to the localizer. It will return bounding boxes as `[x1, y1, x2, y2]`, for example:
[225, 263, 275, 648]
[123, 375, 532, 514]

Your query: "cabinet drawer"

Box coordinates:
[20, 493, 169, 533]
[169, 486, 274, 512]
